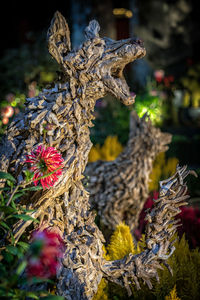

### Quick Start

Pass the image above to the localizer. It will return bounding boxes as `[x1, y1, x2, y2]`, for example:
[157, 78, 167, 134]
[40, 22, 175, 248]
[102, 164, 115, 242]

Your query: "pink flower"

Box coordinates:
[27, 229, 64, 278]
[154, 70, 165, 83]
[25, 145, 64, 189]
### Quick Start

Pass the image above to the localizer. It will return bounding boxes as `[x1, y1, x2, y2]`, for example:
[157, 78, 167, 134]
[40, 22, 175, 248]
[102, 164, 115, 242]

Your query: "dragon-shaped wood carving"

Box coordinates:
[85, 111, 172, 234]
[0, 12, 196, 300]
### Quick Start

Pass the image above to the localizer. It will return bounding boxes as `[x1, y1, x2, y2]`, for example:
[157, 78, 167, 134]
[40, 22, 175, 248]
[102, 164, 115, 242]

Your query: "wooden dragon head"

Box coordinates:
[47, 11, 146, 105]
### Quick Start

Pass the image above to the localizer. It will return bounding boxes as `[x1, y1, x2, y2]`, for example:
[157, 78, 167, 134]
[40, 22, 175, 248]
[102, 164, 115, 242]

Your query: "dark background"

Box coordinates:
[0, 0, 199, 59]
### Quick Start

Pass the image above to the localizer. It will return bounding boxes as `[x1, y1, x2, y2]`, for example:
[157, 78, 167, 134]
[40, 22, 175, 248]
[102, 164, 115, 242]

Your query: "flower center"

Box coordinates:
[38, 159, 48, 172]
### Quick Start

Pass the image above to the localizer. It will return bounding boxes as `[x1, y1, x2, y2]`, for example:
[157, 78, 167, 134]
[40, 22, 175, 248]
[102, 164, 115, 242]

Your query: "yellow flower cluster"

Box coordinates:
[106, 223, 142, 260]
[149, 152, 179, 192]
[182, 65, 200, 108]
[88, 136, 123, 163]
[94, 224, 200, 299]
[92, 278, 109, 300]
[165, 285, 181, 300]
[93, 223, 144, 300]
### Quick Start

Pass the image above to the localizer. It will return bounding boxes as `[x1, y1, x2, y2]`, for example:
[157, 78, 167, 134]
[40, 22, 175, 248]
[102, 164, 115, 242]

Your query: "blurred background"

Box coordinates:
[0, 0, 200, 223]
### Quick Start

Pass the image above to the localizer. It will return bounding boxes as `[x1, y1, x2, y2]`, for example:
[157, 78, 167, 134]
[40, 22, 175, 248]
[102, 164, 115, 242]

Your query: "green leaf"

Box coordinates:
[21, 208, 36, 213]
[21, 186, 43, 192]
[0, 193, 5, 205]
[18, 241, 29, 251]
[10, 231, 15, 245]
[25, 292, 39, 299]
[12, 214, 39, 223]
[6, 245, 18, 255]
[0, 172, 16, 183]
[0, 187, 10, 191]
[24, 170, 34, 182]
[11, 198, 17, 209]
[16, 260, 27, 275]
[6, 180, 14, 188]
[12, 192, 25, 201]
[0, 221, 10, 230]
[0, 206, 17, 214]
[3, 250, 14, 263]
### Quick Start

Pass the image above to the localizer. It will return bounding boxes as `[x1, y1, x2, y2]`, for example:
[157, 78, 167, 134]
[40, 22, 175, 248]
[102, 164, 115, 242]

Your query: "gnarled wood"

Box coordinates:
[102, 166, 197, 295]
[85, 111, 172, 233]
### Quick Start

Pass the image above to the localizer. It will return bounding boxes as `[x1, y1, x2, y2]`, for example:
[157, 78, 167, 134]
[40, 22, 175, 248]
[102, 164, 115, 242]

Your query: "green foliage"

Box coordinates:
[164, 285, 181, 300]
[132, 234, 200, 299]
[134, 93, 164, 126]
[0, 32, 58, 96]
[152, 234, 200, 300]
[0, 172, 63, 299]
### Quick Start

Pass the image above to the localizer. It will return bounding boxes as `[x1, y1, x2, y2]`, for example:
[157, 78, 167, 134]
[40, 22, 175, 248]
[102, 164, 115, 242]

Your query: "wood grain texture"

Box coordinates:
[0, 11, 195, 300]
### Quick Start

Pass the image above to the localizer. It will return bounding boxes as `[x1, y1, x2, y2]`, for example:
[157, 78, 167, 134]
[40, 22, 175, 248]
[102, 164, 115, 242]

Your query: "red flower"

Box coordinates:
[27, 229, 64, 278]
[163, 75, 174, 87]
[154, 70, 165, 83]
[176, 206, 200, 248]
[25, 145, 64, 189]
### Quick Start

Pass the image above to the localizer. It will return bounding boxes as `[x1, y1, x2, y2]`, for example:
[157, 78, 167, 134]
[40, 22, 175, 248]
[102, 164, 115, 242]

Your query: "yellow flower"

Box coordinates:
[88, 144, 101, 162]
[165, 285, 181, 300]
[100, 136, 123, 161]
[88, 136, 123, 163]
[92, 278, 109, 300]
[106, 223, 140, 260]
[149, 152, 178, 192]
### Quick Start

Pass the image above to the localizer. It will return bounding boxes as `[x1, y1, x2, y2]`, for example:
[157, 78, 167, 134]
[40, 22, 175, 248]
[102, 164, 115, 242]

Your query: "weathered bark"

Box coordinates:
[0, 11, 196, 300]
[85, 111, 172, 233]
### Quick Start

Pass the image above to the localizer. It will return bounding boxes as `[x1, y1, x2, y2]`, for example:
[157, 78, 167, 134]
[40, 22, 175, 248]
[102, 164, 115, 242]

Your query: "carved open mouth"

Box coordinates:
[110, 63, 134, 105]
[102, 39, 146, 106]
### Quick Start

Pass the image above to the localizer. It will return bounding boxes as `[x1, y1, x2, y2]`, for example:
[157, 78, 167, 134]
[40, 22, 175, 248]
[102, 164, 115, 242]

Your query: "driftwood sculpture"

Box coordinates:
[0, 11, 196, 300]
[102, 165, 196, 293]
[85, 111, 172, 233]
